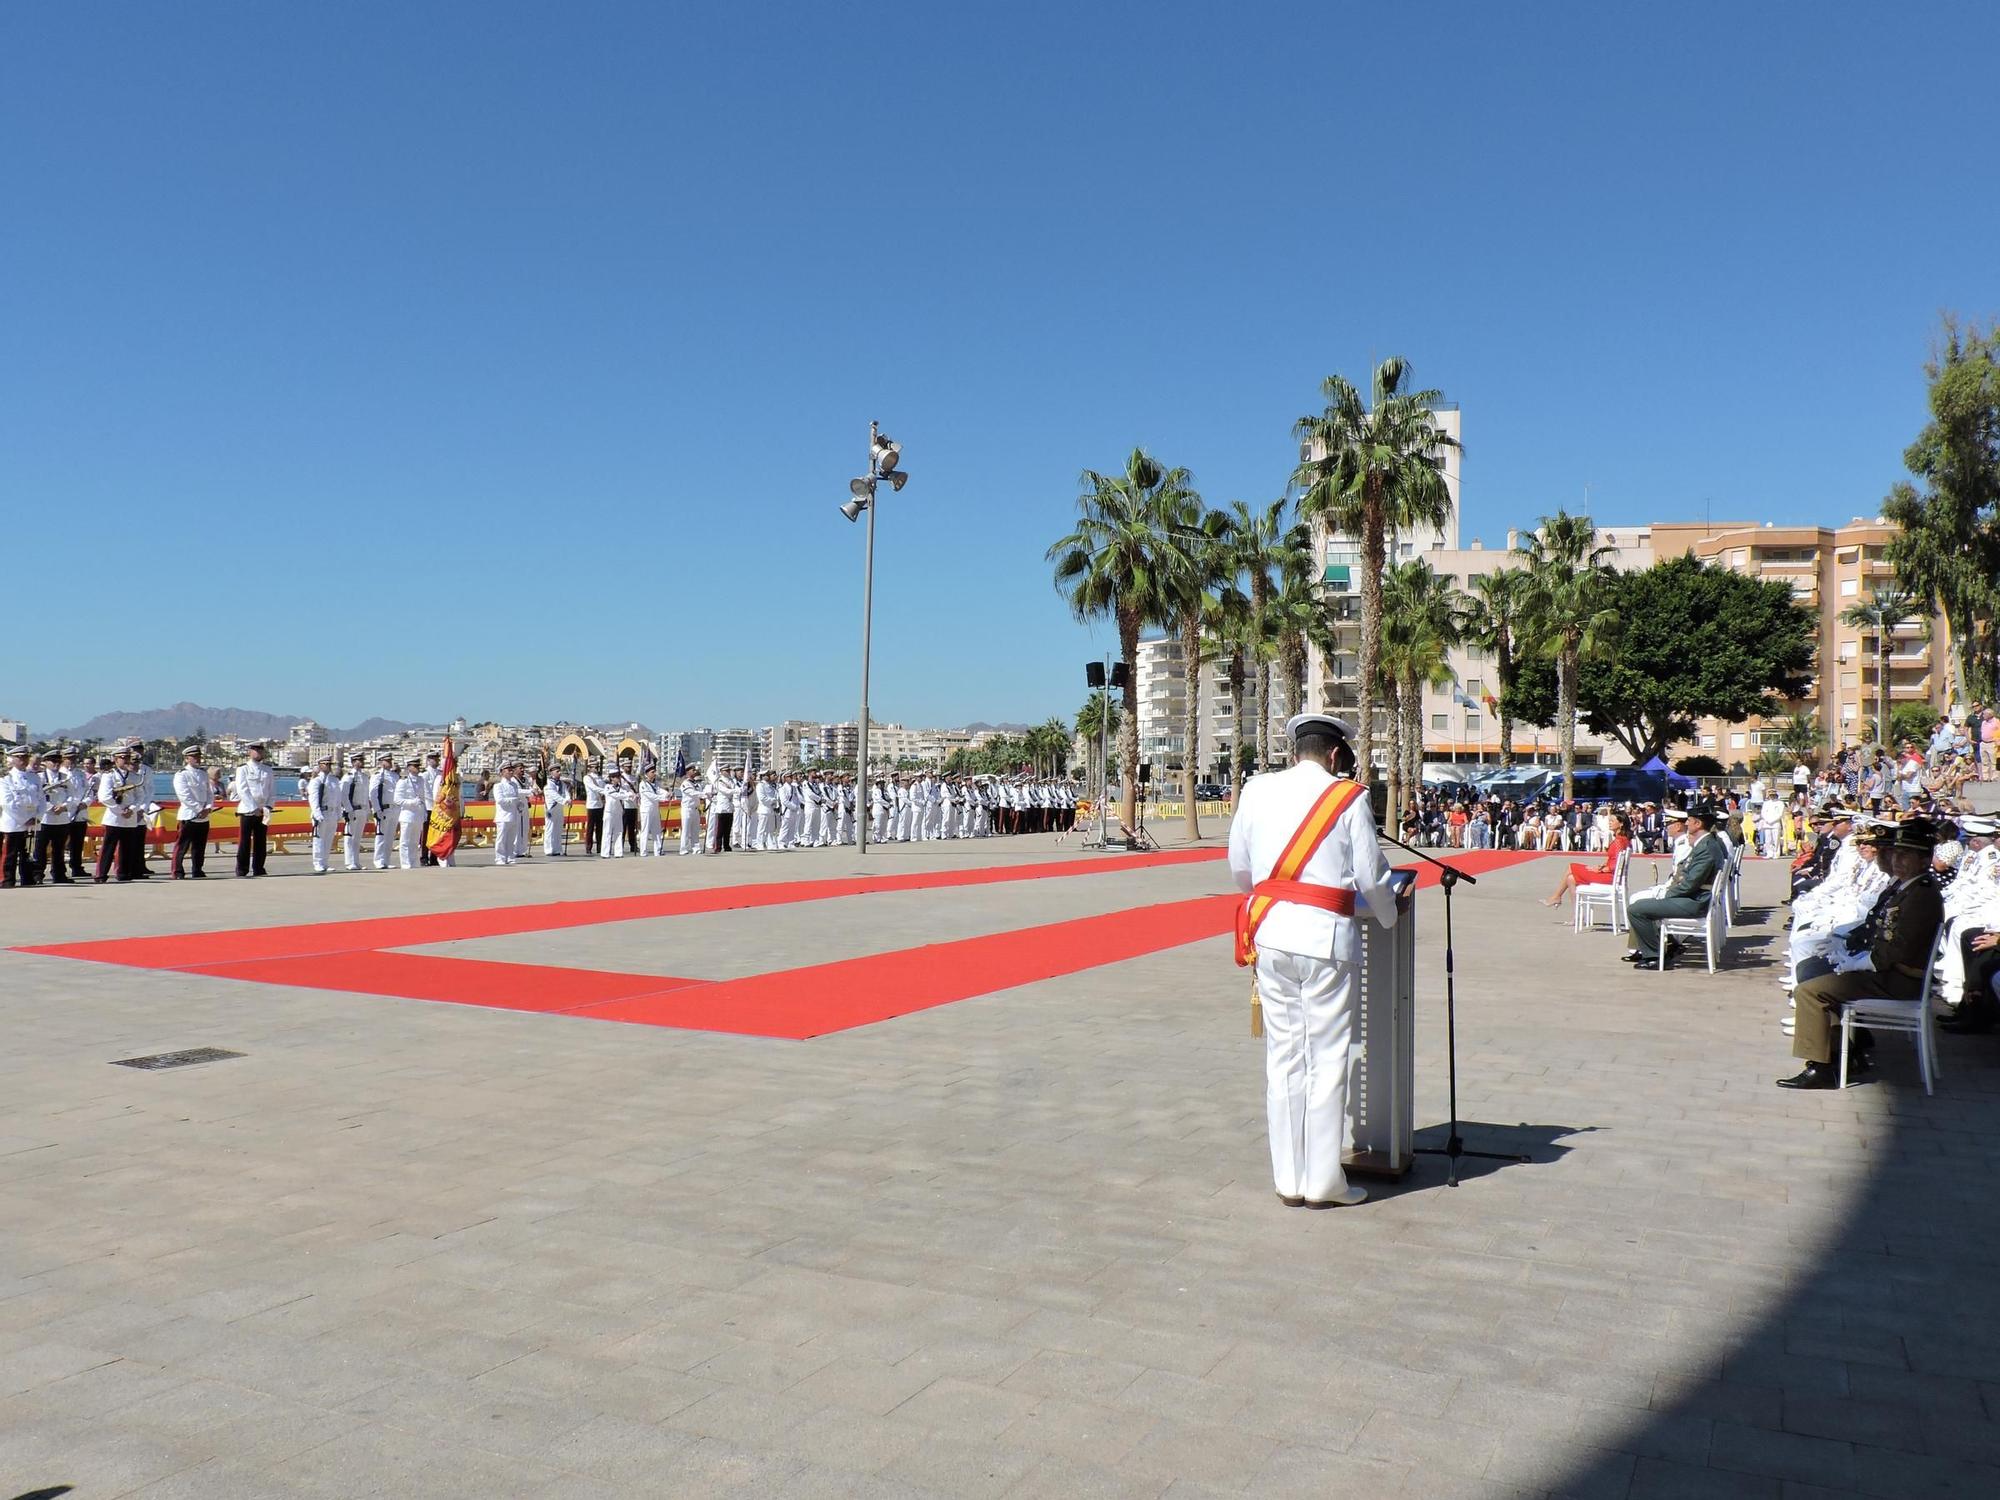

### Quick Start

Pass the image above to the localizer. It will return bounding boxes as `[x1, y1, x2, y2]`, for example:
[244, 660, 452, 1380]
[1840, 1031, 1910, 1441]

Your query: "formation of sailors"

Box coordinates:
[1, 741, 1079, 886]
[570, 765, 1079, 858]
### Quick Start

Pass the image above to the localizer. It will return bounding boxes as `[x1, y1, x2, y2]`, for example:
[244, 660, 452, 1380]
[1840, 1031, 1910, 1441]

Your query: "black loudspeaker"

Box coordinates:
[1085, 662, 1106, 688]
[1110, 662, 1130, 689]
[1139, 762, 1151, 785]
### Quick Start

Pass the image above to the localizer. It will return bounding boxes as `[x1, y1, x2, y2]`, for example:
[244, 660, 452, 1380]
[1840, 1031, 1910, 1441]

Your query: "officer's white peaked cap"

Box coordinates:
[1285, 712, 1356, 744]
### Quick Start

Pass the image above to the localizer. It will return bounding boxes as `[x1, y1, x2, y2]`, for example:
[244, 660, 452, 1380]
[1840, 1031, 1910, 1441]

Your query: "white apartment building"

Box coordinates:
[709, 728, 755, 768]
[1300, 404, 1650, 767]
[1134, 636, 1284, 781]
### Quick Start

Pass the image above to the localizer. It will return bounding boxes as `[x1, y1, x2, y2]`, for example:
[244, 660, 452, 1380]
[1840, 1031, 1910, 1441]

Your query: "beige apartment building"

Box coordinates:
[1133, 635, 1284, 781]
[1649, 519, 1948, 763]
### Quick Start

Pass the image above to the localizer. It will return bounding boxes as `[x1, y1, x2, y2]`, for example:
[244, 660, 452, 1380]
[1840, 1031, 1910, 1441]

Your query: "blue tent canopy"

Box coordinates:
[1639, 754, 1696, 789]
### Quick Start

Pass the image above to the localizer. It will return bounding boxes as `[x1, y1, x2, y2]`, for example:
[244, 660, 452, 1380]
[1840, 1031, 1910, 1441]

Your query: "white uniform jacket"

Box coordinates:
[234, 762, 277, 817]
[174, 766, 217, 822]
[1227, 762, 1399, 964]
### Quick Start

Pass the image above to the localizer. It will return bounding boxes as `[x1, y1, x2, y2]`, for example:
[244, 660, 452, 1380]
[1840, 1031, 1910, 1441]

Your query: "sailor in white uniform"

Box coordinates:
[637, 767, 668, 856]
[492, 762, 524, 866]
[1228, 713, 1407, 1210]
[678, 771, 705, 855]
[306, 756, 342, 874]
[369, 760, 400, 869]
[393, 764, 429, 869]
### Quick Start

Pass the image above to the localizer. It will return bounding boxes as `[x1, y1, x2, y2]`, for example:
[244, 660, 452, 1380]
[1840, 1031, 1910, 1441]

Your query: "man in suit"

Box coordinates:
[1778, 817, 1945, 1088]
[1624, 801, 1727, 970]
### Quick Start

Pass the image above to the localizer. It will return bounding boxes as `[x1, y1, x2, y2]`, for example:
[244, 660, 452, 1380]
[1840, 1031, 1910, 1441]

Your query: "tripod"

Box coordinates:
[1376, 829, 1530, 1186]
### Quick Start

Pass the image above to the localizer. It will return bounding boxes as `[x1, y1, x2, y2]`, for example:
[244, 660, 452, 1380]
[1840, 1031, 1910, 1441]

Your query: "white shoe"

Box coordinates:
[1780, 1018, 1795, 1034]
[1305, 1184, 1368, 1208]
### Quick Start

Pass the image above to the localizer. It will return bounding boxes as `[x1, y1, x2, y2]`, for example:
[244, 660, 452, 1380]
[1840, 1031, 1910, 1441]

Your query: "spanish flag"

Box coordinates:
[426, 735, 462, 860]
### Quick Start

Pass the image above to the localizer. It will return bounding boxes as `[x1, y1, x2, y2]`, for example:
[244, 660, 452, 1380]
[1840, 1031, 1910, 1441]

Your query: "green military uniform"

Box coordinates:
[1790, 870, 1943, 1065]
[1627, 823, 1727, 962]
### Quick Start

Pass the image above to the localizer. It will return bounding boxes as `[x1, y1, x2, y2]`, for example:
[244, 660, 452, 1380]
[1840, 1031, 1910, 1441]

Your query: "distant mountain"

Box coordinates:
[52, 703, 302, 743]
[964, 721, 1030, 733]
[49, 702, 430, 743]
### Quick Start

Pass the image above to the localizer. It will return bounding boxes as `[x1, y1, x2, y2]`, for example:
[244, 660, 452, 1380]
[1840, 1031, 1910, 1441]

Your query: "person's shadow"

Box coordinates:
[12, 1488, 75, 1499]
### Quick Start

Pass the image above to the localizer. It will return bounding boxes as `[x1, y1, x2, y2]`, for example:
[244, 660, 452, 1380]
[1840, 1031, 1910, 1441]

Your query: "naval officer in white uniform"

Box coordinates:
[1228, 712, 1406, 1209]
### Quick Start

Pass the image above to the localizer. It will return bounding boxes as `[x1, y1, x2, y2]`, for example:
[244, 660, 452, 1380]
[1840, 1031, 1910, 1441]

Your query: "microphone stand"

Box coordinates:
[1375, 828, 1530, 1185]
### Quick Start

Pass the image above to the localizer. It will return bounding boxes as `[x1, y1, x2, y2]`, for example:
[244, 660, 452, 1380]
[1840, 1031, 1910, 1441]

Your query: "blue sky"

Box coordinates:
[6, 2, 1994, 734]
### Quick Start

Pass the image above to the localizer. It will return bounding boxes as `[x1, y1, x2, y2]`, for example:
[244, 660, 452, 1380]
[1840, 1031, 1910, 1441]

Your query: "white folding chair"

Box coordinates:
[1658, 873, 1730, 973]
[1574, 847, 1631, 934]
[1839, 932, 1945, 1095]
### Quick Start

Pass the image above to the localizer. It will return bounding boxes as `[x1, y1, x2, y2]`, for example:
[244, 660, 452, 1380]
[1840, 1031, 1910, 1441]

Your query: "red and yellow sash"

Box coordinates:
[1235, 778, 1366, 966]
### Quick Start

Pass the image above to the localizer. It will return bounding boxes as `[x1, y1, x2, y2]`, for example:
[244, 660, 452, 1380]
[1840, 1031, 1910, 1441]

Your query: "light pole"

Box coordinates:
[839, 421, 908, 855]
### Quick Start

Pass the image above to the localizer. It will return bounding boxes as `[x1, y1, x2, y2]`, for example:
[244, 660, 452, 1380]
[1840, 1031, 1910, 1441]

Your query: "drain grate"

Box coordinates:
[110, 1047, 245, 1071]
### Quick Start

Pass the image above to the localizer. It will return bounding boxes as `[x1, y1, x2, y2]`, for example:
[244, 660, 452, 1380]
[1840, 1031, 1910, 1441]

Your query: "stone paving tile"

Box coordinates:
[4, 846, 1998, 1495]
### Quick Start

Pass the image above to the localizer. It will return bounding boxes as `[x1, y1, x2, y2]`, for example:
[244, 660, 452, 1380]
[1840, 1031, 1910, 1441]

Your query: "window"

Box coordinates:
[1843, 702, 1859, 720]
[1699, 734, 1717, 748]
[1840, 671, 1858, 689]
[1730, 732, 1747, 749]
[1840, 579, 1859, 596]
[1465, 713, 1482, 730]
[1466, 678, 1485, 697]
[1430, 714, 1447, 730]
[1840, 640, 1859, 660]
[1729, 548, 1749, 567]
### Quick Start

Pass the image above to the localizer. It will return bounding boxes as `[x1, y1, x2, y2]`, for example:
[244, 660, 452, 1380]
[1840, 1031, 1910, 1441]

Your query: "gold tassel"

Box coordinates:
[1249, 974, 1264, 1038]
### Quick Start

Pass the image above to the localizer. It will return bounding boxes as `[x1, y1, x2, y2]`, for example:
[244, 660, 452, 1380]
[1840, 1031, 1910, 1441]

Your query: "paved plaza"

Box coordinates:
[2, 835, 1997, 1498]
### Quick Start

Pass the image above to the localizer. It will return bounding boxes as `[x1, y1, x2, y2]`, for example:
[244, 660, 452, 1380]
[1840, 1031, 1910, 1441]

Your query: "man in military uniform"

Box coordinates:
[32, 751, 73, 884]
[1779, 817, 1944, 1088]
[172, 745, 217, 879]
[1228, 713, 1409, 1210]
[1, 744, 45, 888]
[1623, 801, 1727, 969]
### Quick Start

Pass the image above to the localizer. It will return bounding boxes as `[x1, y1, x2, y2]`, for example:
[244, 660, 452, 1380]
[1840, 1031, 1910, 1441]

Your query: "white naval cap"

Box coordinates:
[1285, 712, 1356, 744]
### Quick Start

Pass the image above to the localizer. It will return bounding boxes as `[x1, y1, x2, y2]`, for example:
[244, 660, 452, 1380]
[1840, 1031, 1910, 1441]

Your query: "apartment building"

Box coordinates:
[1650, 519, 1948, 762]
[1133, 636, 1285, 780]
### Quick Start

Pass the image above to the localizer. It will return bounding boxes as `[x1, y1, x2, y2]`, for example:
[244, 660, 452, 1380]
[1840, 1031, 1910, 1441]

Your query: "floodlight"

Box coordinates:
[872, 436, 900, 475]
[849, 477, 876, 499]
[885, 470, 908, 491]
[840, 497, 869, 523]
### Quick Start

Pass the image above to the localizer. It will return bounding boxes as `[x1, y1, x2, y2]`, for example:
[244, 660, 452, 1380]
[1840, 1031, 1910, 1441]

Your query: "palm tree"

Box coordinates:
[1517, 510, 1619, 801]
[1381, 560, 1468, 818]
[1269, 543, 1338, 762]
[1293, 357, 1460, 783]
[1201, 585, 1253, 787]
[1075, 691, 1122, 797]
[1838, 586, 1928, 754]
[1772, 710, 1822, 768]
[1035, 716, 1072, 776]
[1160, 493, 1232, 839]
[1225, 498, 1295, 772]
[1466, 567, 1531, 768]
[1048, 449, 1190, 832]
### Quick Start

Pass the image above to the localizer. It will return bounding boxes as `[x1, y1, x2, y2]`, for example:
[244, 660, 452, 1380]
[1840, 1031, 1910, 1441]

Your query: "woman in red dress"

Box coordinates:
[1543, 812, 1632, 907]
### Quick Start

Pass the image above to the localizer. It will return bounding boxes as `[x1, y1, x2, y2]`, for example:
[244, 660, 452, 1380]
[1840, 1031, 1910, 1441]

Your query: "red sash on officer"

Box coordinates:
[1235, 778, 1366, 966]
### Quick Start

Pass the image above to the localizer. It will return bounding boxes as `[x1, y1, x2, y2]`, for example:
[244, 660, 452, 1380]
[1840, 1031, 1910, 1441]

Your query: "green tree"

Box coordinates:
[1882, 318, 2000, 703]
[1773, 710, 1823, 768]
[1516, 511, 1619, 800]
[1224, 497, 1295, 771]
[1504, 555, 1816, 765]
[1201, 585, 1252, 786]
[1465, 567, 1531, 767]
[1048, 448, 1189, 832]
[1267, 537, 1330, 768]
[1380, 560, 1466, 818]
[1838, 585, 1928, 754]
[1293, 358, 1459, 783]
[1161, 493, 1231, 839]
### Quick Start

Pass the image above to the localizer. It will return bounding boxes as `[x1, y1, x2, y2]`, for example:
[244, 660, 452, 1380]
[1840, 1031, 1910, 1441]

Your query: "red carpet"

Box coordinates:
[14, 846, 1550, 1039]
[16, 846, 1224, 971]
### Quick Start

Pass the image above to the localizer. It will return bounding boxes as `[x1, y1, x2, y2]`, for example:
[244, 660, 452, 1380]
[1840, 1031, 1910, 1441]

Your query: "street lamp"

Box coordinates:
[840, 420, 909, 854]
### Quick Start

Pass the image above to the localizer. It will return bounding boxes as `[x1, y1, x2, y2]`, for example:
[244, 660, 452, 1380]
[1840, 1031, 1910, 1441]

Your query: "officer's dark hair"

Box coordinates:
[1294, 730, 1357, 777]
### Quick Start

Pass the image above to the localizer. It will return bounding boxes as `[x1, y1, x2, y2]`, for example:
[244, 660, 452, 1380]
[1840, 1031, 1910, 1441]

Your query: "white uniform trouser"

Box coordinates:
[706, 804, 724, 854]
[639, 804, 664, 855]
[513, 809, 532, 858]
[801, 805, 819, 846]
[756, 805, 779, 851]
[896, 805, 914, 842]
[494, 813, 519, 864]
[342, 815, 365, 869]
[544, 804, 565, 854]
[838, 806, 854, 844]
[311, 815, 337, 872]
[373, 814, 394, 869]
[601, 801, 626, 856]
[680, 804, 701, 854]
[1255, 946, 1359, 1204]
[397, 810, 424, 868]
